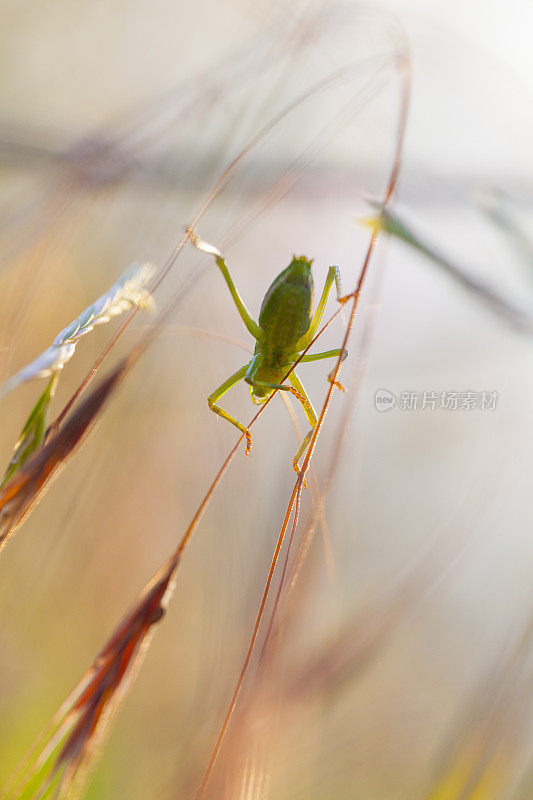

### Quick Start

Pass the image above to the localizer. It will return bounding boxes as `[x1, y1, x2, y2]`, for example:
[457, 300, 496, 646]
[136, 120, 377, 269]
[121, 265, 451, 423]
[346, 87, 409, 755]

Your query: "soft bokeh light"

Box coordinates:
[0, 2, 532, 799]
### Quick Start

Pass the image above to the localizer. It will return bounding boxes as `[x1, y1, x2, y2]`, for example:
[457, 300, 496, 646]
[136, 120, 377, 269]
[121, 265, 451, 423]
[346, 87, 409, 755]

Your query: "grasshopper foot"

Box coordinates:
[244, 430, 253, 456]
[337, 293, 352, 305]
[328, 373, 346, 393]
[186, 226, 198, 244]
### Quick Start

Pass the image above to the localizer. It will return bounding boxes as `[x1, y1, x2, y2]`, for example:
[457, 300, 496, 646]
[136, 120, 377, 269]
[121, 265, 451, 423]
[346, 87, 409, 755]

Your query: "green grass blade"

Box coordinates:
[478, 188, 533, 269]
[366, 206, 532, 332]
[1, 373, 59, 487]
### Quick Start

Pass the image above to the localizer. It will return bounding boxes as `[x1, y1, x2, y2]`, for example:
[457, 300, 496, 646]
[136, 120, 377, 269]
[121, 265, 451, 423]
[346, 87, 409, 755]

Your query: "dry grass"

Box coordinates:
[1, 3, 531, 800]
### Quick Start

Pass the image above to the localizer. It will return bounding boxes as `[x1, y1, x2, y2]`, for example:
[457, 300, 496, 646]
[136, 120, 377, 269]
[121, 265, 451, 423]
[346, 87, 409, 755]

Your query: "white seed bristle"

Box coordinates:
[0, 262, 155, 397]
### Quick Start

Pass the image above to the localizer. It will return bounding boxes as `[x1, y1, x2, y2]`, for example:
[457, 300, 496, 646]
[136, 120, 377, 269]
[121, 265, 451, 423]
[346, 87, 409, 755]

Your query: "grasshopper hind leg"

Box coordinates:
[287, 372, 318, 481]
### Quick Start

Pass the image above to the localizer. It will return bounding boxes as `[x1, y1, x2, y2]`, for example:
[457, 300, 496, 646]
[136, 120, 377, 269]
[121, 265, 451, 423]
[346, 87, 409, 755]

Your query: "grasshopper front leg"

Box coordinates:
[188, 229, 262, 341]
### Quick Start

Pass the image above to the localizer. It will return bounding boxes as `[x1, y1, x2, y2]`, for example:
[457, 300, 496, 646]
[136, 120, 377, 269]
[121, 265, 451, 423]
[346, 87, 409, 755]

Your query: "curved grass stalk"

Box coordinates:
[256, 264, 387, 668]
[25, 53, 398, 589]
[1, 284, 346, 798]
[48, 47, 401, 437]
[0, 50, 406, 557]
[254, 285, 383, 673]
[2, 34, 410, 800]
[192, 52, 412, 800]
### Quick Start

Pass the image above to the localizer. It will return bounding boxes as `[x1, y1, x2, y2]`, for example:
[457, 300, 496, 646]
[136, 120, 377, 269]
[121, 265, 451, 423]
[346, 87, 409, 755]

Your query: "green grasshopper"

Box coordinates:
[188, 230, 348, 474]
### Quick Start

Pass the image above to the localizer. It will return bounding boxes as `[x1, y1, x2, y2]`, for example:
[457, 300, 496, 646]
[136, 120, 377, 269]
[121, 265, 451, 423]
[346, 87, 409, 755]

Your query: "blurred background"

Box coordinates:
[0, 1, 532, 798]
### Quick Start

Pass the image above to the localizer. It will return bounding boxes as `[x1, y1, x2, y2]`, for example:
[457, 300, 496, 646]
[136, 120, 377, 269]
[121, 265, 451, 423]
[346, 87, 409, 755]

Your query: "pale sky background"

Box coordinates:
[1, 4, 533, 798]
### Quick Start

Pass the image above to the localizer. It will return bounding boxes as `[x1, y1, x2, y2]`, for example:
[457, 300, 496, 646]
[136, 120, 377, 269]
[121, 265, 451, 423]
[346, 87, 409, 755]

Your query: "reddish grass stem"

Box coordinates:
[192, 54, 411, 800]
